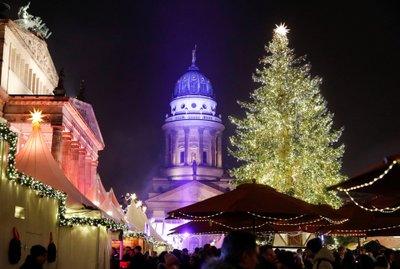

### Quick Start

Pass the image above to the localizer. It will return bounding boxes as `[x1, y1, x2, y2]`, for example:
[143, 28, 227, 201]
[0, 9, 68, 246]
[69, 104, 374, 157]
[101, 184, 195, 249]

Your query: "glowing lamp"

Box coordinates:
[29, 109, 44, 126]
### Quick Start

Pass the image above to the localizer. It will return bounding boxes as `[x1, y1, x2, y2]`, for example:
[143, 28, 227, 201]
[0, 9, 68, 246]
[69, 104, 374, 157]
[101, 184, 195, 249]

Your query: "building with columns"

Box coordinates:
[145, 49, 233, 250]
[0, 18, 114, 209]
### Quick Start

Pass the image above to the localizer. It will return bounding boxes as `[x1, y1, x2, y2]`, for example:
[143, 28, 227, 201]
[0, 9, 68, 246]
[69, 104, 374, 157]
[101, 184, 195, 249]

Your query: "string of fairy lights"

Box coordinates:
[338, 161, 396, 192]
[338, 160, 400, 213]
[343, 190, 400, 213]
[326, 223, 400, 236]
[247, 212, 307, 221]
[123, 231, 171, 248]
[172, 211, 348, 225]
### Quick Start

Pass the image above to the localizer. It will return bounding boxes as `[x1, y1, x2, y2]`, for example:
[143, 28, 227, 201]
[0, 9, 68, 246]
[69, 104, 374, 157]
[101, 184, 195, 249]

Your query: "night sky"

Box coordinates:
[7, 1, 400, 200]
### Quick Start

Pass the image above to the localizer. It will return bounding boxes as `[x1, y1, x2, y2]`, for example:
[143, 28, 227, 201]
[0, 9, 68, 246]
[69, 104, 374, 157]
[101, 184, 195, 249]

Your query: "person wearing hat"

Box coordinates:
[20, 244, 47, 269]
[203, 230, 259, 269]
[305, 238, 334, 269]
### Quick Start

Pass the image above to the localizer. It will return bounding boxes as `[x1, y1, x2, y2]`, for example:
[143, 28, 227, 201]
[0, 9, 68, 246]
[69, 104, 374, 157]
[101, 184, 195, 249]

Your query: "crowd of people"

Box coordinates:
[112, 232, 400, 269]
[16, 232, 400, 269]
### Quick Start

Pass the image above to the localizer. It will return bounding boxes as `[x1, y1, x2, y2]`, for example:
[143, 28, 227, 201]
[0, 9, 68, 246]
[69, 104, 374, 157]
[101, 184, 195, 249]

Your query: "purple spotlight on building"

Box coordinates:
[145, 48, 232, 249]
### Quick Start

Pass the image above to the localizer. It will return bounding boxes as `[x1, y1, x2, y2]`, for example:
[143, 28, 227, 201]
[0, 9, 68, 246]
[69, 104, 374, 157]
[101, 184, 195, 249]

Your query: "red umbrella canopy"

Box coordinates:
[168, 183, 346, 226]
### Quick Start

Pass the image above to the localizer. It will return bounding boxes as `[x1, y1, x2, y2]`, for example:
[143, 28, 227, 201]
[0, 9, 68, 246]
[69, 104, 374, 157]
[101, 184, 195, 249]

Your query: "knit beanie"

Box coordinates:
[306, 238, 322, 254]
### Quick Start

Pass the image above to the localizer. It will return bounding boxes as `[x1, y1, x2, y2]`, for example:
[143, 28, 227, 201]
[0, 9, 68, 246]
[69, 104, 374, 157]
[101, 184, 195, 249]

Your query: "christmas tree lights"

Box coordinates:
[229, 24, 345, 207]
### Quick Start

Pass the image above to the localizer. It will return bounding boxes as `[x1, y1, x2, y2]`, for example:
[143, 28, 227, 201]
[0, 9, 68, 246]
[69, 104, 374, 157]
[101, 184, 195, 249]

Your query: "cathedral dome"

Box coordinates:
[173, 48, 214, 98]
[173, 65, 214, 98]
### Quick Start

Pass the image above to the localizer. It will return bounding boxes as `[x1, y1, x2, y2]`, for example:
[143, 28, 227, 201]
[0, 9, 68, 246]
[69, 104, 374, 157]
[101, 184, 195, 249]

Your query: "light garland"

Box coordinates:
[0, 123, 18, 179]
[247, 212, 307, 221]
[172, 211, 348, 226]
[336, 160, 400, 213]
[60, 217, 127, 231]
[338, 160, 397, 192]
[320, 216, 349, 225]
[123, 231, 171, 248]
[327, 223, 400, 235]
[269, 218, 323, 226]
[172, 219, 275, 234]
[173, 211, 225, 219]
[343, 190, 400, 213]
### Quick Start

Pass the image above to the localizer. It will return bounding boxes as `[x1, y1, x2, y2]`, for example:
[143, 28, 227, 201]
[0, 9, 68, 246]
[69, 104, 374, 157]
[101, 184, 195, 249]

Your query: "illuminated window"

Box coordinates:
[14, 206, 25, 219]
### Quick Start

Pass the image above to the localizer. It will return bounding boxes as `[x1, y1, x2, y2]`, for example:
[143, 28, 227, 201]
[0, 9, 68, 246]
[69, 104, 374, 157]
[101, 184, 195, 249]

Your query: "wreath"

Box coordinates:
[47, 232, 57, 262]
[8, 227, 21, 264]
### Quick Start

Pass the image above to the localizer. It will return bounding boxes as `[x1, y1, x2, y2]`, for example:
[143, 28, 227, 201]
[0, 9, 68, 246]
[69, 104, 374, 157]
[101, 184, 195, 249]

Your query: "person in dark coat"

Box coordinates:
[256, 245, 278, 269]
[129, 245, 150, 269]
[203, 230, 259, 269]
[306, 238, 334, 269]
[20, 245, 47, 269]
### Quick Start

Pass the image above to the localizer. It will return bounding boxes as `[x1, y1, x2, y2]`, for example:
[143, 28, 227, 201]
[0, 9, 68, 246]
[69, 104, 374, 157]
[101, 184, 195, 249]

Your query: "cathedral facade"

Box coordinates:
[145, 50, 233, 250]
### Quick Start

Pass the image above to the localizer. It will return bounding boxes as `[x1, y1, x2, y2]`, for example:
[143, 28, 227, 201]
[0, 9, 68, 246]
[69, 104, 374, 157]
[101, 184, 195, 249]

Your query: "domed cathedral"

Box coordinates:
[145, 48, 233, 249]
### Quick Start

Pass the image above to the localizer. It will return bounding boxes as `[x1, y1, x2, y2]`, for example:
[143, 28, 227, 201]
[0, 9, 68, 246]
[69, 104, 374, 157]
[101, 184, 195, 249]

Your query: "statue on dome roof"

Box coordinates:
[77, 80, 86, 101]
[15, 2, 52, 39]
[191, 44, 197, 66]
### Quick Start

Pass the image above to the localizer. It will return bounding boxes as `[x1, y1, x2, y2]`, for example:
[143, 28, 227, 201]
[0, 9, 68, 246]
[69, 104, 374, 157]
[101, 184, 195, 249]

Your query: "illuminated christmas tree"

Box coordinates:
[229, 24, 345, 207]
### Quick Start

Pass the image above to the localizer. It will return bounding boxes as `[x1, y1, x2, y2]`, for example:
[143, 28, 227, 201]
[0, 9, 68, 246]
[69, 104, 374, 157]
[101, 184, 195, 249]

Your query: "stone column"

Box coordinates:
[184, 128, 189, 165]
[91, 160, 99, 202]
[171, 130, 177, 165]
[210, 131, 216, 167]
[164, 131, 170, 166]
[217, 133, 223, 168]
[198, 128, 204, 164]
[78, 148, 86, 194]
[85, 155, 92, 198]
[51, 125, 63, 166]
[69, 141, 80, 187]
[61, 132, 72, 178]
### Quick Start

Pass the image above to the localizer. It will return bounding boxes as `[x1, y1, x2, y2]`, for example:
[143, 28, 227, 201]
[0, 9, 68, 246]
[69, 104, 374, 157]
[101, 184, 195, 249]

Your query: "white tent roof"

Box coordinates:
[126, 203, 163, 241]
[99, 188, 125, 222]
[15, 125, 96, 209]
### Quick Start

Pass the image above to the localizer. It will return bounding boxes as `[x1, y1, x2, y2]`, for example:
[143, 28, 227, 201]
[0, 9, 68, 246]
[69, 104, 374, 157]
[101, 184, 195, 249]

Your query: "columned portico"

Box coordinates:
[3, 95, 105, 200]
